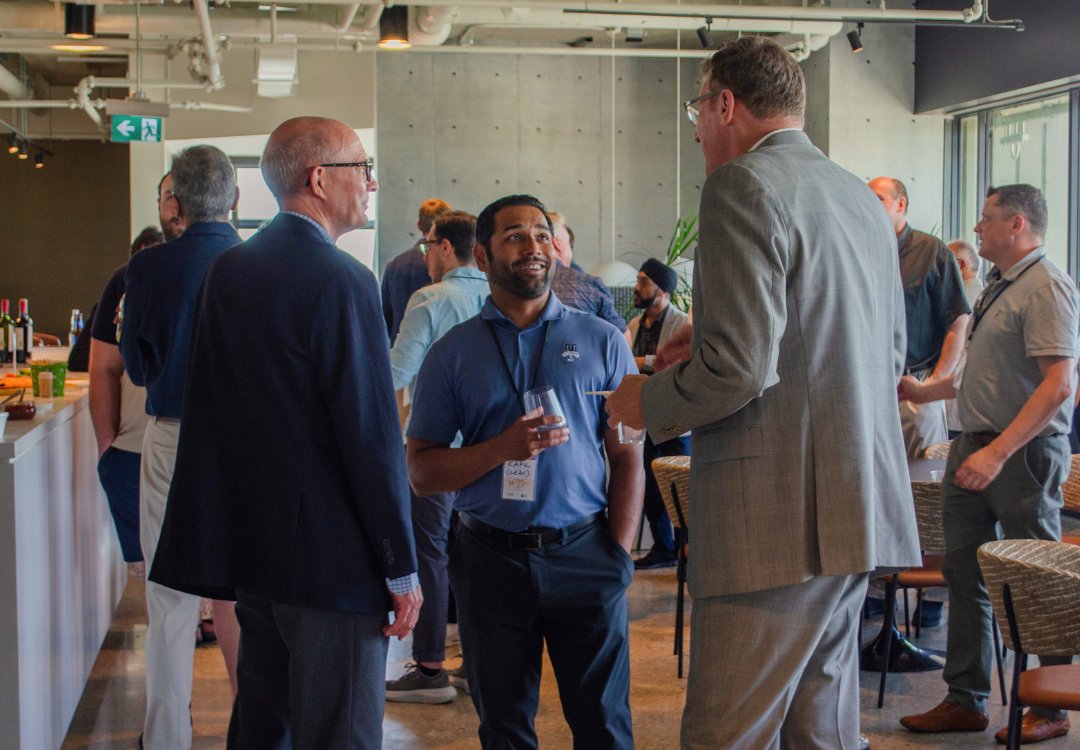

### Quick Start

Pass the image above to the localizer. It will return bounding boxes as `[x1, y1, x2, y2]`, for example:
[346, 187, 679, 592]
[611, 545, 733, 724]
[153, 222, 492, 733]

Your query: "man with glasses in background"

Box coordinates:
[386, 210, 488, 703]
[150, 117, 420, 749]
[606, 37, 919, 749]
[383, 198, 453, 343]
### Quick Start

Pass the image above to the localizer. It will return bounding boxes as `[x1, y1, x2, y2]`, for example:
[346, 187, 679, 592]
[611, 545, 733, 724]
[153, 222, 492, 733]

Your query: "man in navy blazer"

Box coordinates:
[151, 116, 421, 750]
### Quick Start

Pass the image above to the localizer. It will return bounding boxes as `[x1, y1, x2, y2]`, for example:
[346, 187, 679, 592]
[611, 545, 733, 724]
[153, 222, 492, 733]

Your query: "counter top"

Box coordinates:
[0, 389, 89, 461]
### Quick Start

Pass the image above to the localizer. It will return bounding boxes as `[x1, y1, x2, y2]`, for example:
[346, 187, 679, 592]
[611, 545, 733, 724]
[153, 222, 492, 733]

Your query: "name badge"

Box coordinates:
[502, 459, 537, 501]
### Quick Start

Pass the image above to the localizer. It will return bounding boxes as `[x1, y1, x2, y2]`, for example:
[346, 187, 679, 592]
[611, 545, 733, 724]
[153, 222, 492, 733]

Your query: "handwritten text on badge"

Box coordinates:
[502, 459, 537, 501]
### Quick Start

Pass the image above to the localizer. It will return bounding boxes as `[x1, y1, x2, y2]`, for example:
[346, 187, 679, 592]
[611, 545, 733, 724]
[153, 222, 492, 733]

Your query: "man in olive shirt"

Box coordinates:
[899, 184, 1077, 744]
[869, 177, 971, 457]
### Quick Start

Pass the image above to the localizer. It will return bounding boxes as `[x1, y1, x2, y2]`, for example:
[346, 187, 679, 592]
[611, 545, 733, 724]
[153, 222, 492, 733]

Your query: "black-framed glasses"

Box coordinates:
[683, 89, 724, 125]
[305, 158, 375, 186]
[418, 238, 440, 256]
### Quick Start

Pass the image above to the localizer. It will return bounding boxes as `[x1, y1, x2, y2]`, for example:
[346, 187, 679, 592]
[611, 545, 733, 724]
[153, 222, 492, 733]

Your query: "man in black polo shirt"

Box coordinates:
[869, 176, 971, 458]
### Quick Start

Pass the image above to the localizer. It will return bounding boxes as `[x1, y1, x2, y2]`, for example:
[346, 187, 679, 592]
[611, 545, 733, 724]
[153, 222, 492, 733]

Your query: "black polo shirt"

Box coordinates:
[897, 225, 971, 371]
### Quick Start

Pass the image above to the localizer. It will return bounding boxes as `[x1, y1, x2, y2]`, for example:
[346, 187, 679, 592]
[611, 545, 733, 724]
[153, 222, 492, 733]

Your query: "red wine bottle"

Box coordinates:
[14, 298, 33, 364]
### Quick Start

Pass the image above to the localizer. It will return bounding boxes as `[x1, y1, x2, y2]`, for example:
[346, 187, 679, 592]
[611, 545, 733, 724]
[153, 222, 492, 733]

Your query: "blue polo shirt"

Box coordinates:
[408, 293, 636, 531]
[120, 221, 242, 418]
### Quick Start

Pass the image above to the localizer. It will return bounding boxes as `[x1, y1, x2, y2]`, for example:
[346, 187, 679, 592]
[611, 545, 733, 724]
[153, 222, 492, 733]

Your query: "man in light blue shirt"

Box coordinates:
[386, 210, 488, 704]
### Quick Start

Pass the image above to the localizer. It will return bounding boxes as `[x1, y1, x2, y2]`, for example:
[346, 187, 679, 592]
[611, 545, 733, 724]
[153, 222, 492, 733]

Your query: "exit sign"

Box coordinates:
[110, 115, 162, 143]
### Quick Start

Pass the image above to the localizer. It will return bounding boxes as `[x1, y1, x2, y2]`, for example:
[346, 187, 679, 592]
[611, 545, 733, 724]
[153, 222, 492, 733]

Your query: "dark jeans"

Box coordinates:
[642, 435, 691, 553]
[228, 590, 388, 750]
[97, 446, 143, 562]
[449, 516, 634, 750]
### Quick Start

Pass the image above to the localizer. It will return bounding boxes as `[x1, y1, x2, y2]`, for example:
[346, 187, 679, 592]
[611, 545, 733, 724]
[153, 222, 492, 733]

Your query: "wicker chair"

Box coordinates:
[652, 455, 691, 678]
[923, 440, 953, 460]
[1061, 454, 1080, 519]
[875, 480, 1006, 708]
[977, 540, 1080, 750]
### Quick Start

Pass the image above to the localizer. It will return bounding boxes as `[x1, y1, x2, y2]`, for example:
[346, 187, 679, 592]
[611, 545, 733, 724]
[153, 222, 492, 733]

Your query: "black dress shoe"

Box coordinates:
[634, 548, 677, 569]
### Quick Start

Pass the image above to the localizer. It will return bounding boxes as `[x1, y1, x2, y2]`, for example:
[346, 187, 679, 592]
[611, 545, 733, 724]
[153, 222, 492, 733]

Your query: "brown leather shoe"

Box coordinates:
[995, 711, 1071, 744]
[900, 699, 989, 733]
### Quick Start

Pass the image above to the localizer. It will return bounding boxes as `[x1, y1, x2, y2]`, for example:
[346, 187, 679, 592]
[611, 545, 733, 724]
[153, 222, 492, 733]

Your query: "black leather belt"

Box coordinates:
[967, 431, 1000, 447]
[459, 511, 604, 551]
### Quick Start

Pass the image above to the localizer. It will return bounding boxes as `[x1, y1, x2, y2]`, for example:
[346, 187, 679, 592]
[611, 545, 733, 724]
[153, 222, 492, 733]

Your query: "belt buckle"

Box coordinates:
[511, 532, 544, 550]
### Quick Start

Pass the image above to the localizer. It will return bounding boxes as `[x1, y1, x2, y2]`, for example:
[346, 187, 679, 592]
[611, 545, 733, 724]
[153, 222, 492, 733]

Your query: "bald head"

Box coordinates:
[261, 117, 356, 200]
[546, 211, 573, 266]
[868, 176, 909, 235]
[948, 239, 980, 280]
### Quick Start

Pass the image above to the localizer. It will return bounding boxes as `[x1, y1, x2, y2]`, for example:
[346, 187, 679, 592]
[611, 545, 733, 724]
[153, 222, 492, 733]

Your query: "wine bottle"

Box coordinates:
[0, 299, 12, 366]
[14, 298, 33, 364]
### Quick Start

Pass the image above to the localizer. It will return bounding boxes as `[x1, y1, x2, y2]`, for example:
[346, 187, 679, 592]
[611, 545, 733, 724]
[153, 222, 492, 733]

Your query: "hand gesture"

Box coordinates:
[499, 413, 569, 461]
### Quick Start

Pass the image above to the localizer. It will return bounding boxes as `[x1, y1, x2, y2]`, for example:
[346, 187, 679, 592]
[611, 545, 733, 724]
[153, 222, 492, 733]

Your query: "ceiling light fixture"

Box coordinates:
[17, 143, 29, 160]
[34, 153, 45, 169]
[378, 5, 411, 50]
[6, 133, 18, 155]
[64, 3, 96, 40]
[696, 18, 713, 49]
[50, 43, 109, 53]
[847, 23, 864, 53]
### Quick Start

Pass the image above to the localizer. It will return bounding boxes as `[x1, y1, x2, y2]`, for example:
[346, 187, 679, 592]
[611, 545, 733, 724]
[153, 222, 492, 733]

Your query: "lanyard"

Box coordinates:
[486, 319, 553, 414]
[968, 257, 1042, 340]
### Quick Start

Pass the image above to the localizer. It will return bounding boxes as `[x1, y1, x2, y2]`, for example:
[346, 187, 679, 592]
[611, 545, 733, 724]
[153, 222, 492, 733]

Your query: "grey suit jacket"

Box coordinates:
[642, 130, 920, 599]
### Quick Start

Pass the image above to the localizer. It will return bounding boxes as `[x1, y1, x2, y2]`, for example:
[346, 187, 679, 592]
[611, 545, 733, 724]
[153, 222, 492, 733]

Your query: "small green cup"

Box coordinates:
[30, 361, 68, 397]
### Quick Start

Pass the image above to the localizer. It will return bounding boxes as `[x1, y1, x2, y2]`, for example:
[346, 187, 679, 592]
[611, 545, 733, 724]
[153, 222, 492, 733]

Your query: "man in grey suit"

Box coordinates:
[606, 36, 921, 749]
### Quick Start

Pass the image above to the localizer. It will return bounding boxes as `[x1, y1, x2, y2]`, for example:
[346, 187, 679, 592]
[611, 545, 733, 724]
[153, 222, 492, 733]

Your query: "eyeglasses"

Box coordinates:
[683, 89, 724, 126]
[305, 158, 375, 186]
[418, 238, 440, 256]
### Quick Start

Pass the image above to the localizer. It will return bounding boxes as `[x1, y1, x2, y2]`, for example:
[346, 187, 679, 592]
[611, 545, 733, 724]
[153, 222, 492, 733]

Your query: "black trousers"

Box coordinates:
[449, 517, 635, 750]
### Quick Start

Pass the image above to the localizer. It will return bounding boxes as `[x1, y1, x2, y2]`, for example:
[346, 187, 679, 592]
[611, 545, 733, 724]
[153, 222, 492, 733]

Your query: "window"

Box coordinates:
[988, 95, 1070, 271]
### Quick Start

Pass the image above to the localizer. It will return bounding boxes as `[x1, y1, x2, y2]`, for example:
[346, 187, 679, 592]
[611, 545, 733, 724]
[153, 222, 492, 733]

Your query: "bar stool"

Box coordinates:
[978, 539, 1080, 750]
[652, 455, 691, 678]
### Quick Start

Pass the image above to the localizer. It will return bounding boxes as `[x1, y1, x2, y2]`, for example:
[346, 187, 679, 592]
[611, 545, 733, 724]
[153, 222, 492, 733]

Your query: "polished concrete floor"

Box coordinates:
[62, 563, 1079, 750]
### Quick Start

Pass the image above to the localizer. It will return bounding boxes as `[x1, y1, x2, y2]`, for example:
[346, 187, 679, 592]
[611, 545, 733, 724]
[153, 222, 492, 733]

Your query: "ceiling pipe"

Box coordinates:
[409, 5, 453, 46]
[191, 0, 224, 89]
[0, 63, 30, 99]
[358, 3, 383, 31]
[337, 3, 362, 33]
[74, 76, 106, 131]
[171, 99, 253, 112]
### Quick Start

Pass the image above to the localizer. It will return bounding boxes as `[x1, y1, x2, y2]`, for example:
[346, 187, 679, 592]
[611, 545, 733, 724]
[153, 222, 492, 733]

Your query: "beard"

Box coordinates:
[633, 293, 657, 309]
[161, 217, 184, 242]
[487, 254, 552, 300]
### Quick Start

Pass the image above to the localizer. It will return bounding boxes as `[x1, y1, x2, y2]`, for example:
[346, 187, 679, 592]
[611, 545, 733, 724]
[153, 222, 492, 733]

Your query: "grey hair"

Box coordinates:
[987, 184, 1047, 239]
[170, 146, 236, 222]
[261, 118, 343, 199]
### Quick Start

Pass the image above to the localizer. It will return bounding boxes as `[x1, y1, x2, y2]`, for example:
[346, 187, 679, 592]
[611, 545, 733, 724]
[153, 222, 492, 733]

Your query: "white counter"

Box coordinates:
[0, 391, 126, 749]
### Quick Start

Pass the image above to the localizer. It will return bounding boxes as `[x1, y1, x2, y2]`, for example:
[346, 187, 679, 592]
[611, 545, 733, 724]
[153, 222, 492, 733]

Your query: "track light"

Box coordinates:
[34, 153, 45, 169]
[17, 143, 28, 160]
[696, 18, 713, 49]
[847, 23, 864, 53]
[378, 5, 410, 50]
[64, 3, 95, 40]
[6, 133, 18, 155]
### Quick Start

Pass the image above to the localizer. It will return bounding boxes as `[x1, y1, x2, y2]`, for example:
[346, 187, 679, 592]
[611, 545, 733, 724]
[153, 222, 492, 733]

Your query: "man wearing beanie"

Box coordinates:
[627, 259, 690, 569]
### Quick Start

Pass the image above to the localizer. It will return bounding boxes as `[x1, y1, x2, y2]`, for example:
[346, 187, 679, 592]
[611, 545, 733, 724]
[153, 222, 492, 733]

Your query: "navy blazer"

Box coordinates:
[150, 213, 417, 614]
[381, 243, 429, 343]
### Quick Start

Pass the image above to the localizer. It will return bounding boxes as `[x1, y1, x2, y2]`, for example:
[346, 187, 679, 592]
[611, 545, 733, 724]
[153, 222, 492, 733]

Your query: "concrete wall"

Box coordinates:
[804, 10, 947, 235]
[375, 52, 706, 275]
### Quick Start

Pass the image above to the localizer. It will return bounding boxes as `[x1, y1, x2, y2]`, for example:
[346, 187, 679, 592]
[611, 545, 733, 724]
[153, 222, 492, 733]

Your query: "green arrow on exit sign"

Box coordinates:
[110, 115, 162, 143]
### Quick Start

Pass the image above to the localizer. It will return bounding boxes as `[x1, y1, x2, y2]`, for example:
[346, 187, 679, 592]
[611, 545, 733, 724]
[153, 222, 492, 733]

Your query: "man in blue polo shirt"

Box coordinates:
[120, 145, 242, 750]
[407, 194, 643, 749]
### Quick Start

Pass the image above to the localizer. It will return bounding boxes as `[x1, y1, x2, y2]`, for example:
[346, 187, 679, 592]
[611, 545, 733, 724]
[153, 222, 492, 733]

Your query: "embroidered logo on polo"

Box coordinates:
[561, 344, 581, 362]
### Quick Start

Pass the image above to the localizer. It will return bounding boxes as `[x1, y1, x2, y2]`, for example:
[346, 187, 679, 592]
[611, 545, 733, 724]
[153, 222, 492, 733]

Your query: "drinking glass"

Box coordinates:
[616, 422, 646, 445]
[523, 386, 567, 432]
